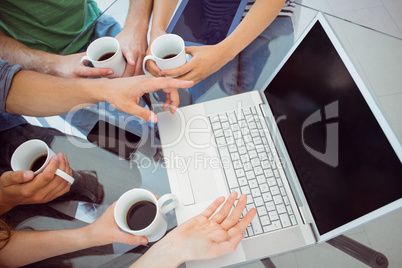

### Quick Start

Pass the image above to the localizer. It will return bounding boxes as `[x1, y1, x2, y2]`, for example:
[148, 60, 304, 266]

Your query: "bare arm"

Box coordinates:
[214, 0, 286, 61]
[0, 29, 60, 75]
[5, 70, 193, 120]
[154, 0, 286, 84]
[0, 29, 114, 78]
[0, 203, 147, 267]
[149, 0, 179, 43]
[116, 0, 153, 76]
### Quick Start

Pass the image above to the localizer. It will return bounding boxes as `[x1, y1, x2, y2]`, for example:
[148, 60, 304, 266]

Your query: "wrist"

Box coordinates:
[134, 239, 184, 267]
[78, 224, 104, 248]
[88, 78, 110, 104]
[44, 54, 66, 77]
[149, 27, 167, 44]
[215, 41, 238, 63]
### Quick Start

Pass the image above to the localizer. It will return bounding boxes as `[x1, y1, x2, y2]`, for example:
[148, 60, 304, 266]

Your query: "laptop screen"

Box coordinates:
[264, 22, 402, 235]
[169, 0, 243, 45]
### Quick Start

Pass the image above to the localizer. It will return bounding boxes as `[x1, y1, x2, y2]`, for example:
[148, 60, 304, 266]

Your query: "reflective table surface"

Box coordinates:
[16, 1, 402, 267]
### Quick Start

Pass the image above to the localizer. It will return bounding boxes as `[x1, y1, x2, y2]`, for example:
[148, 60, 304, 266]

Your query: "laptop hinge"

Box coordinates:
[298, 205, 311, 225]
[259, 103, 268, 118]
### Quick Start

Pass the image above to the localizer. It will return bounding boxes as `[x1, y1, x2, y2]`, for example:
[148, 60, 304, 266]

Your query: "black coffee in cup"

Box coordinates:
[98, 52, 115, 61]
[30, 154, 47, 172]
[126, 201, 157, 230]
[162, 54, 177, 59]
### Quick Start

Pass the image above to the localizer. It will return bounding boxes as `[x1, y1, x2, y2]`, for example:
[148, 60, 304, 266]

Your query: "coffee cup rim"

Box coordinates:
[151, 34, 185, 60]
[115, 188, 159, 233]
[11, 139, 50, 173]
[87, 37, 120, 63]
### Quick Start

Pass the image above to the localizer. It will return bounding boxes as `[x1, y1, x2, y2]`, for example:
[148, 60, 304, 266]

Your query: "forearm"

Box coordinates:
[123, 0, 153, 36]
[130, 239, 183, 268]
[0, 226, 97, 267]
[0, 32, 61, 76]
[5, 70, 105, 116]
[218, 0, 286, 61]
[150, 0, 179, 42]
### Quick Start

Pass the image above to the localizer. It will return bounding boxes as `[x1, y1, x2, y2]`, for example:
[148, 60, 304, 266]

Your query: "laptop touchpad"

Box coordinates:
[190, 164, 219, 203]
[176, 162, 219, 206]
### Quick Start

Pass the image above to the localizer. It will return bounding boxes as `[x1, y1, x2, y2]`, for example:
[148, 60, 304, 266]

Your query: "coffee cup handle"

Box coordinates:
[142, 55, 156, 76]
[81, 55, 91, 66]
[55, 169, 75, 185]
[158, 193, 178, 214]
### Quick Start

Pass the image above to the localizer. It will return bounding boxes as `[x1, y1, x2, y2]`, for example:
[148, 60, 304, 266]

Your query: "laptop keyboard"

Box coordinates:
[209, 106, 297, 237]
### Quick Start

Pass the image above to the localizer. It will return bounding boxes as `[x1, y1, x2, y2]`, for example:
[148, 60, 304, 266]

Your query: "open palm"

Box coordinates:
[166, 192, 256, 262]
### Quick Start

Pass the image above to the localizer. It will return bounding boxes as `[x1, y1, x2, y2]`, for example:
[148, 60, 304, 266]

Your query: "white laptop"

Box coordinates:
[157, 12, 402, 267]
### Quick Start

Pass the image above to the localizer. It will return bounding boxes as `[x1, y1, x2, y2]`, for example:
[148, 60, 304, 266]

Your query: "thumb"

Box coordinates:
[2, 170, 34, 187]
[185, 46, 195, 56]
[128, 105, 158, 123]
[123, 235, 148, 246]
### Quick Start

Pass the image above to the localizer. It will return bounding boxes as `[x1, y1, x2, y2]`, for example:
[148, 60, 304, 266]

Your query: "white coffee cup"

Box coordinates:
[81, 36, 126, 78]
[142, 34, 187, 76]
[114, 188, 178, 242]
[11, 139, 75, 185]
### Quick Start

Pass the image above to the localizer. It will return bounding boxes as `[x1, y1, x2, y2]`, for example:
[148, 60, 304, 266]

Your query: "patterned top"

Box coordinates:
[242, 0, 295, 20]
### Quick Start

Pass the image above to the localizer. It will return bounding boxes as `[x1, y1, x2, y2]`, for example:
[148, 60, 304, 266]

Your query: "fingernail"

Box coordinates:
[108, 70, 113, 75]
[140, 238, 148, 244]
[23, 171, 34, 181]
[149, 113, 157, 123]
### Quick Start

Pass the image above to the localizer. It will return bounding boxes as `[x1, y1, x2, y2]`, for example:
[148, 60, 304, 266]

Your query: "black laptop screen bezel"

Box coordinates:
[263, 20, 402, 236]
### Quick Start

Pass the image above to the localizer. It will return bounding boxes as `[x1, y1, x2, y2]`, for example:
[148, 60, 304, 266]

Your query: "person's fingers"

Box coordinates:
[120, 234, 149, 246]
[160, 63, 191, 78]
[211, 192, 238, 224]
[140, 77, 194, 94]
[220, 194, 247, 230]
[125, 104, 158, 123]
[163, 93, 172, 111]
[228, 207, 257, 236]
[56, 152, 66, 172]
[163, 88, 180, 114]
[36, 154, 71, 202]
[185, 46, 195, 55]
[64, 155, 73, 176]
[201, 196, 226, 218]
[33, 155, 60, 188]
[74, 65, 114, 78]
[40, 178, 70, 203]
[123, 61, 136, 77]
[146, 60, 162, 77]
[134, 57, 144, 76]
[1, 170, 35, 187]
[23, 156, 68, 203]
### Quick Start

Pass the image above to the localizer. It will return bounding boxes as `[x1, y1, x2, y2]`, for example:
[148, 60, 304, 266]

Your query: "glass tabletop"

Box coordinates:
[18, 1, 402, 267]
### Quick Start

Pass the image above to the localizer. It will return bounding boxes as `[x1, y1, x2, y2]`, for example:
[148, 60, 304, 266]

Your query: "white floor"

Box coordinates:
[301, 0, 402, 39]
[93, 1, 402, 267]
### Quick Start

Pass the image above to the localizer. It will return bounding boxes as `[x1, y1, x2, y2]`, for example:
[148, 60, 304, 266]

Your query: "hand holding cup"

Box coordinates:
[81, 37, 126, 78]
[114, 188, 178, 242]
[11, 139, 75, 184]
[143, 34, 187, 76]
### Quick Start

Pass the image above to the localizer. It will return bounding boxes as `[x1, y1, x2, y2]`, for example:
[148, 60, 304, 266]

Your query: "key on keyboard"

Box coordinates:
[209, 106, 297, 238]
